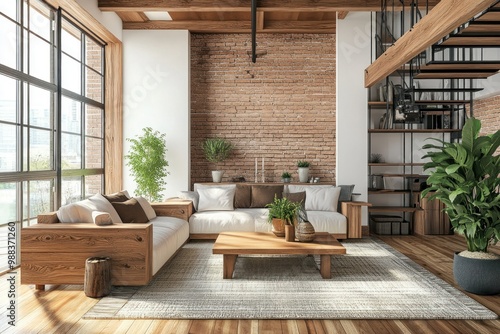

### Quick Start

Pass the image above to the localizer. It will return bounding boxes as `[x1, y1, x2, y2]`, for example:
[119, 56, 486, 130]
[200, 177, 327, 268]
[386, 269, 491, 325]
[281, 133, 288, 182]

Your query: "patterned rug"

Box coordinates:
[84, 238, 497, 320]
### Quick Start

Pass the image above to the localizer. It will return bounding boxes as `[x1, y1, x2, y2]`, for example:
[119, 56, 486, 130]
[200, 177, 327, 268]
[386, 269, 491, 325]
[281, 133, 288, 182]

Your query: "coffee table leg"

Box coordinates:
[223, 254, 238, 279]
[320, 254, 331, 279]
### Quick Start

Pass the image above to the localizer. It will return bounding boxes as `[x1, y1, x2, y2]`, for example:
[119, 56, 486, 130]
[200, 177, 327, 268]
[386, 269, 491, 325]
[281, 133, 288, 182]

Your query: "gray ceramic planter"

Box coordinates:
[453, 251, 500, 295]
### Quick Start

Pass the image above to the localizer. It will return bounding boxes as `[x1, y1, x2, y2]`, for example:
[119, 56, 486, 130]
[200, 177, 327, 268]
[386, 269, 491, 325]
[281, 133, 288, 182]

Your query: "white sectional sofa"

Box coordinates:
[181, 183, 360, 240]
[21, 192, 189, 289]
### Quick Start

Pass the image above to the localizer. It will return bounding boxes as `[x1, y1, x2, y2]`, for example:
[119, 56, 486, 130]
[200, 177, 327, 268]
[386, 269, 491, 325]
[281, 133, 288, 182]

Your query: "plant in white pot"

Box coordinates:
[201, 137, 233, 183]
[125, 127, 169, 202]
[297, 160, 310, 183]
[422, 117, 500, 295]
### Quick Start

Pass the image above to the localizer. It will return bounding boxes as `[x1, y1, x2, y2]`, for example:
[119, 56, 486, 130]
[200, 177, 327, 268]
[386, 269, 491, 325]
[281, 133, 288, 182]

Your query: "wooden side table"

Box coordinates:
[341, 201, 372, 238]
[151, 199, 193, 221]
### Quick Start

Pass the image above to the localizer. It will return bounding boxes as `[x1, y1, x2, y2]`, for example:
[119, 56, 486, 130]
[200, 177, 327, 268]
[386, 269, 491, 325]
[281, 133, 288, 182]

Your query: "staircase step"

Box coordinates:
[412, 88, 483, 93]
[438, 35, 500, 47]
[423, 61, 500, 71]
[414, 100, 469, 105]
[415, 71, 498, 79]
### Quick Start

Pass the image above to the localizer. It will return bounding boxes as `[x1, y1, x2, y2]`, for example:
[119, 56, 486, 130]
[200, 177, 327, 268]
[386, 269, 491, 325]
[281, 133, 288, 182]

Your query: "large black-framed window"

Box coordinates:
[0, 0, 106, 273]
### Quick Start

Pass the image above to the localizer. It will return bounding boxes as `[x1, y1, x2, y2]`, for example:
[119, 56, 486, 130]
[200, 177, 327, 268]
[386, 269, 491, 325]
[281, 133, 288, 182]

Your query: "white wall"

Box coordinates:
[336, 12, 372, 225]
[123, 30, 191, 199]
[75, 0, 122, 40]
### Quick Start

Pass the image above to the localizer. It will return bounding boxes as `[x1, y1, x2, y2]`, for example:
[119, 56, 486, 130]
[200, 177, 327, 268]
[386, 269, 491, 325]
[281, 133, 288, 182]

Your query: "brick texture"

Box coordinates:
[474, 94, 500, 136]
[190, 34, 336, 186]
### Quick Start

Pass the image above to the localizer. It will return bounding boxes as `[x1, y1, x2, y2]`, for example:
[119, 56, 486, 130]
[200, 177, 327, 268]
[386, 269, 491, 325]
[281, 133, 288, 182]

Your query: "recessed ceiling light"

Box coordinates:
[144, 12, 172, 21]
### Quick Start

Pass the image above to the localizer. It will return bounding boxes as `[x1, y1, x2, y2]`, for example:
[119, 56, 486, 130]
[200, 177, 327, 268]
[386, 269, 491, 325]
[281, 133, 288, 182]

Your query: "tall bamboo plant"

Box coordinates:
[421, 117, 500, 253]
[126, 127, 169, 202]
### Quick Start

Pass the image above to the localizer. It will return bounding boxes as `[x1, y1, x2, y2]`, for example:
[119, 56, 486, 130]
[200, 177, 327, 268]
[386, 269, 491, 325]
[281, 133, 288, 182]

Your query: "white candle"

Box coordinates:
[255, 158, 258, 182]
[262, 157, 265, 183]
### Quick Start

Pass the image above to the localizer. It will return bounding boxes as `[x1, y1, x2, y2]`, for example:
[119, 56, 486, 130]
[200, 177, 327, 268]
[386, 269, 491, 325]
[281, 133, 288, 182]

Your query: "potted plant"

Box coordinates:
[281, 171, 292, 183]
[125, 127, 169, 202]
[297, 160, 310, 183]
[201, 137, 233, 182]
[266, 196, 300, 241]
[421, 117, 500, 295]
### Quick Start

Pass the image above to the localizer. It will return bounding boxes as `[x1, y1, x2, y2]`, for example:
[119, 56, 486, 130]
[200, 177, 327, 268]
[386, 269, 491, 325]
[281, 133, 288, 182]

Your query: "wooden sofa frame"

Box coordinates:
[21, 207, 176, 291]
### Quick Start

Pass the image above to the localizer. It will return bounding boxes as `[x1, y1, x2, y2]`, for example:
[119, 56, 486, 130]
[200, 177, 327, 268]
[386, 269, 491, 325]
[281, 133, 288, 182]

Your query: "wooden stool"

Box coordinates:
[84, 257, 111, 298]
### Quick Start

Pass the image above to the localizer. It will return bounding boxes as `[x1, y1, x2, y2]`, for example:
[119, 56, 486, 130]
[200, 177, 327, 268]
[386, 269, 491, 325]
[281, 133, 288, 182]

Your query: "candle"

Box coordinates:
[255, 158, 258, 182]
[262, 157, 265, 183]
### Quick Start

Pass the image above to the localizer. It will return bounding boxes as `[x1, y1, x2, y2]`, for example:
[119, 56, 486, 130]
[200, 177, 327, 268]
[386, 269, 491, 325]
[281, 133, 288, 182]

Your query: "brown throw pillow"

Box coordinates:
[111, 198, 149, 223]
[234, 184, 251, 208]
[284, 191, 306, 206]
[250, 185, 284, 208]
[103, 191, 130, 203]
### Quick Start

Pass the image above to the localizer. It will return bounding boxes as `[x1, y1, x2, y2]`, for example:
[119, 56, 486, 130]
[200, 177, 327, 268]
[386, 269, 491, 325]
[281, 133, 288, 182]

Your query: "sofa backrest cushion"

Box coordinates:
[135, 196, 157, 220]
[111, 198, 149, 223]
[250, 185, 284, 208]
[305, 186, 341, 212]
[234, 184, 252, 208]
[197, 185, 236, 211]
[56, 193, 123, 224]
[178, 191, 200, 211]
[103, 190, 130, 203]
[283, 191, 306, 206]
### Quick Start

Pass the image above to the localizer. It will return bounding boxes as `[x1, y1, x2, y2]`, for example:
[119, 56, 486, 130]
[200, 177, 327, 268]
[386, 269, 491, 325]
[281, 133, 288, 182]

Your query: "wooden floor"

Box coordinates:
[1, 234, 499, 334]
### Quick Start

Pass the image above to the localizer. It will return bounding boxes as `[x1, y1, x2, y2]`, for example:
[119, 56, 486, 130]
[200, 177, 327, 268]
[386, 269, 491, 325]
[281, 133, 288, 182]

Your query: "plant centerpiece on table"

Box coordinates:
[281, 171, 292, 183]
[201, 137, 233, 183]
[125, 127, 169, 202]
[297, 160, 310, 183]
[421, 117, 500, 295]
[266, 196, 300, 241]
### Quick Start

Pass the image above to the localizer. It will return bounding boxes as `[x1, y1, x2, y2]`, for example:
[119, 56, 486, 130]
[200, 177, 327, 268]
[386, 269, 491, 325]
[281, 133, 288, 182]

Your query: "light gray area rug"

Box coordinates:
[84, 238, 497, 320]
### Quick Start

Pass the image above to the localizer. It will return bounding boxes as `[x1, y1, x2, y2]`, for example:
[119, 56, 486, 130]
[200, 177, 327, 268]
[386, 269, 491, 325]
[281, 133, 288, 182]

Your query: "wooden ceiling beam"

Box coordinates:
[123, 20, 335, 33]
[337, 11, 349, 19]
[364, 0, 498, 87]
[98, 0, 440, 12]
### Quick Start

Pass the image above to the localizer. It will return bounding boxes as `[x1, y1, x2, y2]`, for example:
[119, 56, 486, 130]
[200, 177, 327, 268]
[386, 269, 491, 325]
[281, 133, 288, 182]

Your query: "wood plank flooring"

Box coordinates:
[1, 234, 499, 334]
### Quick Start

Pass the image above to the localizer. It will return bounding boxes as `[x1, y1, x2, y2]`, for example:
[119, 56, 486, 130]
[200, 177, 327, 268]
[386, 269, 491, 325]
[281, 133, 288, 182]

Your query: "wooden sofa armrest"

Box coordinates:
[341, 201, 372, 239]
[37, 212, 60, 224]
[151, 199, 194, 221]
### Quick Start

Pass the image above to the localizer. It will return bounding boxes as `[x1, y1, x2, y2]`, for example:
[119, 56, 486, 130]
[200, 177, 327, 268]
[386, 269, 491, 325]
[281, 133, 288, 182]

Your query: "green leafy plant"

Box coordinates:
[281, 171, 291, 178]
[125, 127, 169, 202]
[201, 137, 233, 165]
[421, 117, 500, 253]
[297, 160, 310, 168]
[266, 196, 300, 225]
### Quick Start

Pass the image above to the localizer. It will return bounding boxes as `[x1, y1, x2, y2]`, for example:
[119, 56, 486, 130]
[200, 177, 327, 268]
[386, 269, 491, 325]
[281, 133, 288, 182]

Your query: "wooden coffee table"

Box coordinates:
[212, 232, 346, 279]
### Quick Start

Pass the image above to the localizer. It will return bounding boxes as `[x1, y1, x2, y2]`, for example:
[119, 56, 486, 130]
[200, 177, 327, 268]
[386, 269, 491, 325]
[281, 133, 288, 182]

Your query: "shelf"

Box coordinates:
[380, 174, 427, 178]
[369, 206, 422, 213]
[414, 100, 470, 105]
[369, 129, 461, 133]
[368, 190, 411, 195]
[368, 101, 392, 108]
[368, 163, 425, 167]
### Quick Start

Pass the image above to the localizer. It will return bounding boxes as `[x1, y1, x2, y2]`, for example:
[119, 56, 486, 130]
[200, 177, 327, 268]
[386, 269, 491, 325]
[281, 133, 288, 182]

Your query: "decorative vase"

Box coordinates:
[296, 221, 315, 242]
[271, 218, 285, 237]
[285, 224, 295, 242]
[298, 167, 309, 183]
[212, 170, 224, 183]
[453, 251, 500, 295]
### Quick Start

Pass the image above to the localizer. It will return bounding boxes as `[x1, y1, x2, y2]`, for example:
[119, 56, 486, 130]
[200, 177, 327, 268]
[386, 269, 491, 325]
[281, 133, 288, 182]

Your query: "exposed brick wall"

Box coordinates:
[474, 94, 500, 136]
[191, 34, 336, 186]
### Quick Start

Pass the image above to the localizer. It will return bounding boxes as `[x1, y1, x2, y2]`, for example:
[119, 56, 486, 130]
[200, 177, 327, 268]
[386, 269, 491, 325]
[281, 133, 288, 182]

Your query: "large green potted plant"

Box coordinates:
[422, 117, 500, 295]
[297, 160, 310, 183]
[125, 127, 169, 202]
[201, 137, 233, 182]
[266, 196, 300, 241]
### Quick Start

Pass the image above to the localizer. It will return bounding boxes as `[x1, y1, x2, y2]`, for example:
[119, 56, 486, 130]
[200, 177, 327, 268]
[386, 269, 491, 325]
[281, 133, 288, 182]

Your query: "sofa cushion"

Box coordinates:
[189, 210, 255, 234]
[178, 191, 199, 211]
[306, 210, 347, 234]
[283, 191, 306, 206]
[250, 185, 284, 208]
[305, 186, 341, 212]
[103, 190, 130, 203]
[151, 216, 190, 275]
[56, 199, 96, 223]
[92, 211, 113, 226]
[234, 184, 252, 208]
[111, 198, 149, 223]
[135, 196, 157, 220]
[197, 185, 236, 211]
[89, 193, 123, 224]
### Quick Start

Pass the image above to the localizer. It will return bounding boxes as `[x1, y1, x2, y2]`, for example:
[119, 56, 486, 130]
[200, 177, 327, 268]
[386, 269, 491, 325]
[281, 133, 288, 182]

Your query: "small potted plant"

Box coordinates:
[266, 196, 300, 241]
[422, 117, 500, 295]
[281, 171, 292, 183]
[201, 137, 233, 182]
[297, 160, 310, 183]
